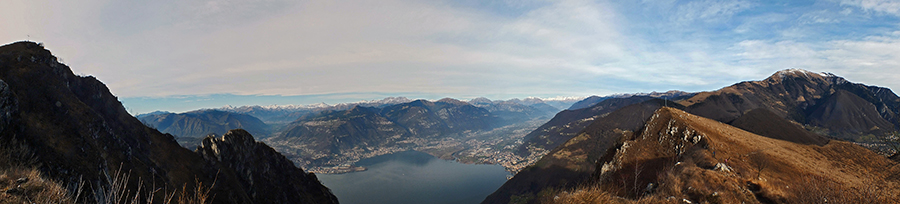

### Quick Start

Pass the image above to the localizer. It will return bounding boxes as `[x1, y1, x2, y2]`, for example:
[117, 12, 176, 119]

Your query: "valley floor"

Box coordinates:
[272, 118, 553, 174]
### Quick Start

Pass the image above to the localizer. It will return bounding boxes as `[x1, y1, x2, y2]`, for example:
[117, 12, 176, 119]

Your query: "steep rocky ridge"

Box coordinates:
[196, 129, 338, 204]
[0, 41, 337, 203]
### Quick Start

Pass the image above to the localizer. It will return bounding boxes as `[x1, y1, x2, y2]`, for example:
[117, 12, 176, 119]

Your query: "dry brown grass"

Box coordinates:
[89, 167, 216, 204]
[789, 174, 892, 204]
[1, 161, 214, 204]
[548, 185, 630, 204]
[0, 167, 73, 204]
[552, 108, 900, 204]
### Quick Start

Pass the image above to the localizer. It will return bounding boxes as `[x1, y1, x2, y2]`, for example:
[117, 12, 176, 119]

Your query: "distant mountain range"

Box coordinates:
[142, 95, 578, 168]
[265, 98, 553, 168]
[138, 109, 270, 138]
[483, 69, 900, 204]
[566, 90, 695, 110]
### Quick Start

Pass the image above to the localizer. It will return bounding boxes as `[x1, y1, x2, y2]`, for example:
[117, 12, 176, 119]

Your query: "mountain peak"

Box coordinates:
[437, 97, 468, 105]
[765, 68, 831, 83]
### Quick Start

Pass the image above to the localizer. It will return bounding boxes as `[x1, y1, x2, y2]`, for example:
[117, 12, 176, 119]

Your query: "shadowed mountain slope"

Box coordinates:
[138, 109, 270, 139]
[0, 41, 337, 203]
[731, 108, 829, 146]
[516, 96, 655, 156]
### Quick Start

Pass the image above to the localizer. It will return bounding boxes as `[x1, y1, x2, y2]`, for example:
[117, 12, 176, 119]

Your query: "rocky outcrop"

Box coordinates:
[196, 129, 338, 204]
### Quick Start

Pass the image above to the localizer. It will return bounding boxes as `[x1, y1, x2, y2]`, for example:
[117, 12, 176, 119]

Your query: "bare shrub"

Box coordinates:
[0, 167, 74, 204]
[790, 175, 890, 204]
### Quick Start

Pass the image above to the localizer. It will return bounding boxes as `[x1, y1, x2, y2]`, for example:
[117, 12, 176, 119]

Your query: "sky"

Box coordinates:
[3, 0, 900, 114]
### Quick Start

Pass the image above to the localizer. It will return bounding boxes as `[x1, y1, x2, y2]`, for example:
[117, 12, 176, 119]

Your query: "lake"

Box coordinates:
[317, 151, 511, 204]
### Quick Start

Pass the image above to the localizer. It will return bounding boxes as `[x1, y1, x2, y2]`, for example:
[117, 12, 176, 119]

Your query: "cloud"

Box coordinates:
[675, 0, 753, 24]
[732, 33, 900, 89]
[2, 0, 900, 113]
[841, 0, 900, 16]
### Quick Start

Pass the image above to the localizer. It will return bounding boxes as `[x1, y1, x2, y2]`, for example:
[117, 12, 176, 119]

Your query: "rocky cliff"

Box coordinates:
[196, 129, 338, 204]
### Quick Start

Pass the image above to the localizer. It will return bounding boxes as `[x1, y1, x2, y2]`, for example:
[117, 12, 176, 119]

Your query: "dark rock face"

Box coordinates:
[0, 80, 16, 133]
[196, 129, 339, 204]
[138, 109, 271, 139]
[0, 41, 338, 203]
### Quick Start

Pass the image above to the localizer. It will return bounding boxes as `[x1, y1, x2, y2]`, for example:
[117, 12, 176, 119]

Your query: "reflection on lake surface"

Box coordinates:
[317, 151, 510, 204]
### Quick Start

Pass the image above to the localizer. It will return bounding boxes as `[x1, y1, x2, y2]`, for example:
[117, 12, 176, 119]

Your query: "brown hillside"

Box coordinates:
[554, 107, 899, 203]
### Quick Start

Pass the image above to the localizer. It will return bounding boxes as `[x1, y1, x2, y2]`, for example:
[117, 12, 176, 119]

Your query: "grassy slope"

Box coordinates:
[554, 107, 900, 203]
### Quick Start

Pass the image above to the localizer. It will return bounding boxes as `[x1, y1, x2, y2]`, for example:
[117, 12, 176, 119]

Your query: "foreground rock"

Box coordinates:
[197, 129, 338, 204]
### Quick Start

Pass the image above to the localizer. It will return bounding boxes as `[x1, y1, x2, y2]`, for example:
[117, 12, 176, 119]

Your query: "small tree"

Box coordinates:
[749, 151, 769, 180]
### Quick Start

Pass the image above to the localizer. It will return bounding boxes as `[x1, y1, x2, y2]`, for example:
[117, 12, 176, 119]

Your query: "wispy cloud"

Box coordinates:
[842, 0, 900, 16]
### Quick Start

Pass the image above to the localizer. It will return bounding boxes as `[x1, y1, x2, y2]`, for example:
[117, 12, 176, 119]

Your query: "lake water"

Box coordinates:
[317, 151, 510, 204]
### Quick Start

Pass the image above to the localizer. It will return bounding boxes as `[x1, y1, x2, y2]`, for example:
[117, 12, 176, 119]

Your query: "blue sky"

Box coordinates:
[3, 0, 900, 114]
